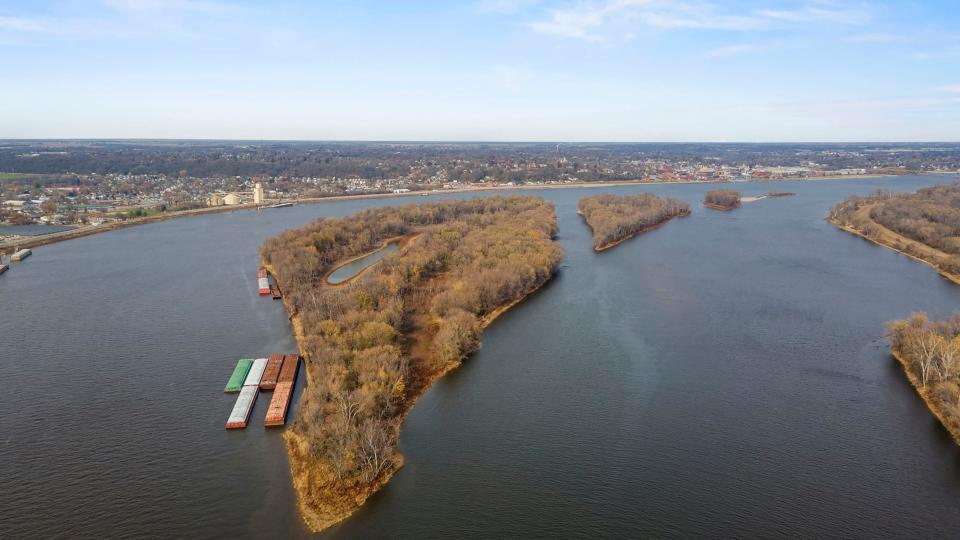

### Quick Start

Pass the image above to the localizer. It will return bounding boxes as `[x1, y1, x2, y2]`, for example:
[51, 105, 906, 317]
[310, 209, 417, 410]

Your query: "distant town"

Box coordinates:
[2, 140, 959, 243]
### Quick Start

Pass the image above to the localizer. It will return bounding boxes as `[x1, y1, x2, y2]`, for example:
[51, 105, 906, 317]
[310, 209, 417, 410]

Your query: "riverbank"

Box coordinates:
[0, 173, 911, 252]
[891, 349, 960, 446]
[703, 202, 739, 211]
[828, 208, 960, 286]
[585, 211, 687, 252]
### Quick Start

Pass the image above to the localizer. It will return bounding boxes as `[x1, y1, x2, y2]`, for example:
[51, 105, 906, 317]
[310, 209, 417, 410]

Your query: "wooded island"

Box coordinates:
[703, 189, 741, 211]
[260, 196, 563, 532]
[578, 193, 690, 251]
[829, 183, 960, 284]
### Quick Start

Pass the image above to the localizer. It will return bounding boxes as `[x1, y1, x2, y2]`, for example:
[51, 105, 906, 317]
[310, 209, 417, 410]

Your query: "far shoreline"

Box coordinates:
[0, 172, 937, 252]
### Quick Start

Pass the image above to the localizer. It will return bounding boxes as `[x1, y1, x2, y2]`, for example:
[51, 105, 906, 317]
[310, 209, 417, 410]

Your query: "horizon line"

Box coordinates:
[1, 138, 959, 145]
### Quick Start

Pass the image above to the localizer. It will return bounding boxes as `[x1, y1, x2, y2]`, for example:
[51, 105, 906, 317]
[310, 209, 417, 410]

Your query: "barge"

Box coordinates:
[259, 354, 284, 390]
[244, 358, 268, 387]
[0, 263, 7, 275]
[11, 248, 31, 262]
[226, 358, 268, 429]
[226, 386, 259, 429]
[264, 382, 294, 426]
[265, 355, 300, 427]
[224, 359, 254, 392]
[257, 267, 270, 295]
[279, 354, 300, 383]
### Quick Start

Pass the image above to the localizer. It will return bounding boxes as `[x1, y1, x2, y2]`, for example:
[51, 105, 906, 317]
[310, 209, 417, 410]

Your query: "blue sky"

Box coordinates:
[1, 0, 959, 141]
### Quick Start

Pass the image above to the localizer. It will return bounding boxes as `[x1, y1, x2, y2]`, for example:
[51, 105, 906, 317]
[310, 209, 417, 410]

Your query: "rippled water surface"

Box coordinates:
[3, 177, 960, 539]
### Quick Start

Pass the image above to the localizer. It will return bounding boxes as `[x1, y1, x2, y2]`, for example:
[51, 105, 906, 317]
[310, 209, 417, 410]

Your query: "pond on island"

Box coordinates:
[325, 239, 400, 285]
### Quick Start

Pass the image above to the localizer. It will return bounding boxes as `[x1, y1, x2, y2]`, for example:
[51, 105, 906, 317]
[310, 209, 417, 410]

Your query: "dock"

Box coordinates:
[265, 355, 300, 427]
[270, 284, 282, 299]
[224, 359, 253, 393]
[259, 354, 284, 390]
[0, 263, 7, 275]
[11, 248, 31, 262]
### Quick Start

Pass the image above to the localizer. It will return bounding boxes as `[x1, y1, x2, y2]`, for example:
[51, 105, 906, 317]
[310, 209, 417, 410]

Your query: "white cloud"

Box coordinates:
[757, 2, 871, 25]
[939, 84, 960, 93]
[0, 16, 48, 32]
[526, 0, 873, 41]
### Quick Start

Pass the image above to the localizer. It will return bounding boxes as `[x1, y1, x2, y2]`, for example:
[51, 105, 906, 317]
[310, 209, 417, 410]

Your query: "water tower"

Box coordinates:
[254, 182, 265, 205]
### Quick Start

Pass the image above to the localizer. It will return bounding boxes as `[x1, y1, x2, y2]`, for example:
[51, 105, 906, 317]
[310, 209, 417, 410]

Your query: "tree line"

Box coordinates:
[887, 313, 960, 442]
[260, 195, 563, 530]
[577, 193, 690, 250]
[703, 189, 741, 208]
[829, 183, 960, 275]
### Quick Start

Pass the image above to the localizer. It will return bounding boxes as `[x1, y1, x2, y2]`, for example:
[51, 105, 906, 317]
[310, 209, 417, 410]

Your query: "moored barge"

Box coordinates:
[257, 267, 270, 295]
[11, 248, 31, 262]
[259, 354, 284, 390]
[224, 359, 254, 393]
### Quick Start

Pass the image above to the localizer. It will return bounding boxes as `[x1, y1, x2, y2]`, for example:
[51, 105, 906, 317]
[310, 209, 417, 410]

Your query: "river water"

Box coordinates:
[3, 177, 960, 539]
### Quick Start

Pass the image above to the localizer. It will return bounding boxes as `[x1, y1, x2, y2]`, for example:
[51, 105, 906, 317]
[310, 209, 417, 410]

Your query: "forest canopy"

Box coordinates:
[829, 183, 960, 276]
[703, 189, 741, 209]
[578, 193, 689, 251]
[260, 196, 563, 531]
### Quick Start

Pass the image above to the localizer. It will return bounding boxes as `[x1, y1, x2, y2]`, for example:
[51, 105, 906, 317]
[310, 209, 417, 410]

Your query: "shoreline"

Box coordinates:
[890, 350, 960, 446]
[703, 202, 739, 211]
[828, 215, 960, 286]
[0, 173, 915, 252]
[266, 247, 556, 533]
[584, 211, 687, 252]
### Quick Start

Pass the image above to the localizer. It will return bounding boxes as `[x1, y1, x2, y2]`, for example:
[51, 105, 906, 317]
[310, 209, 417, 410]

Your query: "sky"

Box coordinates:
[1, 0, 959, 141]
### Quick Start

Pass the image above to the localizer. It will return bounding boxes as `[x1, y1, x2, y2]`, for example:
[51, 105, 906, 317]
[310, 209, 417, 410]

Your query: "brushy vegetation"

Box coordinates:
[887, 313, 960, 444]
[703, 189, 741, 209]
[260, 196, 563, 531]
[829, 183, 960, 276]
[578, 193, 689, 251]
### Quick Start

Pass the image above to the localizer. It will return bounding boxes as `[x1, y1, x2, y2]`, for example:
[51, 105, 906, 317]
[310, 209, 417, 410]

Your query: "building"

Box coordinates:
[253, 182, 265, 204]
[207, 193, 224, 207]
[223, 193, 241, 206]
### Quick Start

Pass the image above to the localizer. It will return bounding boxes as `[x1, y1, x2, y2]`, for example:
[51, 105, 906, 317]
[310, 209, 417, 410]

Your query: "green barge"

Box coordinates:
[224, 359, 254, 392]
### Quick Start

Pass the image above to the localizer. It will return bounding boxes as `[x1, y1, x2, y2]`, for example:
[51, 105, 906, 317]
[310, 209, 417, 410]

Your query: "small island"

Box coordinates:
[828, 183, 960, 284]
[260, 196, 563, 532]
[887, 313, 960, 445]
[703, 189, 741, 211]
[577, 193, 690, 251]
